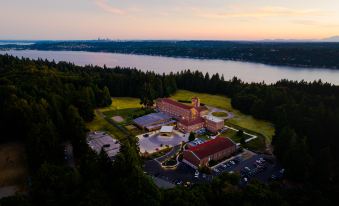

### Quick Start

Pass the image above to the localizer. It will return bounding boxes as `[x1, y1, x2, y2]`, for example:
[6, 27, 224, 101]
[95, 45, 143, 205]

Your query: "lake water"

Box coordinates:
[1, 49, 339, 85]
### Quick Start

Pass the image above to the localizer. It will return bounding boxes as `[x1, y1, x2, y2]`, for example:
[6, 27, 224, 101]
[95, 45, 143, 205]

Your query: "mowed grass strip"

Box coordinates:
[0, 143, 28, 187]
[171, 90, 275, 142]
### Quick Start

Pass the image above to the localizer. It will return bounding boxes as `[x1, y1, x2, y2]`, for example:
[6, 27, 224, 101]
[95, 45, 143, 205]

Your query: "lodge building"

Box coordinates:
[156, 97, 209, 133]
[156, 97, 223, 133]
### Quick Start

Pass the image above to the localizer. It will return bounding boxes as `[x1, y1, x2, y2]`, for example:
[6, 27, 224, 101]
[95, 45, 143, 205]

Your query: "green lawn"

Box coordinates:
[171, 90, 275, 142]
[219, 128, 266, 152]
[219, 128, 243, 142]
[211, 112, 228, 117]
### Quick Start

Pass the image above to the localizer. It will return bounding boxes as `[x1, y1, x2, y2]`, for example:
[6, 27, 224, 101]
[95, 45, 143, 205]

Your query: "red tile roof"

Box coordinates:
[188, 137, 236, 159]
[159, 98, 193, 110]
[178, 117, 204, 126]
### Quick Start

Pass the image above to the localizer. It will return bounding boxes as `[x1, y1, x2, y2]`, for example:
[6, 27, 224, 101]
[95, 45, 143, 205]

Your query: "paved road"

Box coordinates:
[155, 145, 181, 163]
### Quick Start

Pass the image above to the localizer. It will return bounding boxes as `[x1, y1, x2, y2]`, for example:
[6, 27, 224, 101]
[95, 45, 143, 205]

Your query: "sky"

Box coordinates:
[1, 0, 339, 40]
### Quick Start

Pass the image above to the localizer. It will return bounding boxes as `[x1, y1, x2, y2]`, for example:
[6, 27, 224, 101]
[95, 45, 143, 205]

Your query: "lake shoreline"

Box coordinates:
[1, 48, 338, 71]
[1, 49, 339, 85]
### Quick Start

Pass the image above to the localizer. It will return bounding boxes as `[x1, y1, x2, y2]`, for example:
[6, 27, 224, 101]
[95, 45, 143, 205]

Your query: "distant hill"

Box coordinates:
[321, 36, 339, 42]
[261, 36, 339, 42]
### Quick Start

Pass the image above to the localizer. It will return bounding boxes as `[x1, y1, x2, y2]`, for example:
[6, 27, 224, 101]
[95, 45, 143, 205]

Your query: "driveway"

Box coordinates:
[155, 145, 181, 163]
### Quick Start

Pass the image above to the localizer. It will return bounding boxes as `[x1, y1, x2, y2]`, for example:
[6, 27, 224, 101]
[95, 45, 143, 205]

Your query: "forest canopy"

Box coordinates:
[0, 54, 338, 205]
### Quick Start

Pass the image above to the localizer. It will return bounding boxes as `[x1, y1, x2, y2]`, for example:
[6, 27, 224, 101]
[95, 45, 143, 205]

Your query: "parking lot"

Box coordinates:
[144, 159, 214, 187]
[212, 154, 284, 185]
[144, 153, 284, 187]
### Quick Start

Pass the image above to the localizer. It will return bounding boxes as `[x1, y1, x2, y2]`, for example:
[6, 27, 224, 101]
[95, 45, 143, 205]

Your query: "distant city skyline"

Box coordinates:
[1, 0, 339, 40]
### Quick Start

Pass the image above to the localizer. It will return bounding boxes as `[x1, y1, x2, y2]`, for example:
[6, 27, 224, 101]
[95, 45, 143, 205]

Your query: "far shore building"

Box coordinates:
[183, 137, 236, 169]
[204, 115, 224, 133]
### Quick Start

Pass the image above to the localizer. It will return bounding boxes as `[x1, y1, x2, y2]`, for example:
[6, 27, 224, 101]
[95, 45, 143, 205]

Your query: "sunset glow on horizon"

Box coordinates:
[1, 0, 339, 40]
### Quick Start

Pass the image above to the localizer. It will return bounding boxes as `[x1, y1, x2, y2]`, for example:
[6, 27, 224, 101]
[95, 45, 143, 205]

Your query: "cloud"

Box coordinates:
[194, 6, 328, 19]
[94, 0, 125, 15]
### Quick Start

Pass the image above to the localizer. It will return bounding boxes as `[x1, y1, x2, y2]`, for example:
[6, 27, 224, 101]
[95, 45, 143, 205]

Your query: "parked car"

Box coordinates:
[194, 170, 199, 178]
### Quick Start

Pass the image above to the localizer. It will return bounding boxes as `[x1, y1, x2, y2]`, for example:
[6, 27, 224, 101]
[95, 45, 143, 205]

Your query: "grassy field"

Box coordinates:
[100, 97, 146, 125]
[171, 90, 275, 142]
[101, 98, 141, 118]
[100, 97, 142, 114]
[0, 143, 28, 188]
[86, 111, 127, 140]
[86, 97, 145, 138]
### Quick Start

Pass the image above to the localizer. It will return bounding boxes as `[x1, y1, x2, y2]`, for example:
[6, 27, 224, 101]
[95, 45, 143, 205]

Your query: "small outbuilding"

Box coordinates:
[159, 126, 174, 136]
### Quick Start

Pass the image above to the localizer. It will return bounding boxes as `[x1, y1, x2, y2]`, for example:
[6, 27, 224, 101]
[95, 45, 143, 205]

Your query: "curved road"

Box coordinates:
[155, 145, 181, 163]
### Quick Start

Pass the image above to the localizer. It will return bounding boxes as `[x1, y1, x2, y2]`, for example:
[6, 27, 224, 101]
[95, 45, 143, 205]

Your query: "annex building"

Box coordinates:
[133, 112, 175, 131]
[183, 137, 236, 169]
